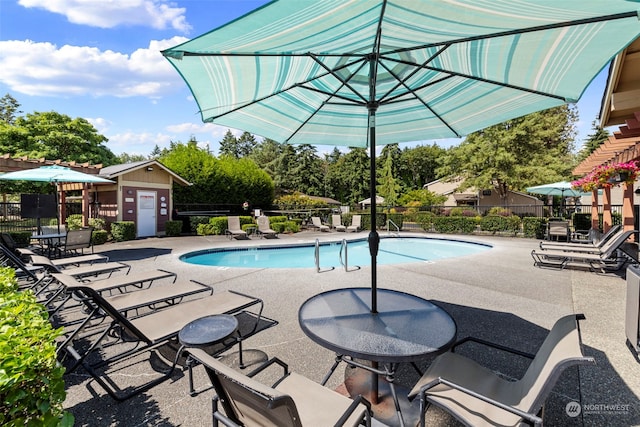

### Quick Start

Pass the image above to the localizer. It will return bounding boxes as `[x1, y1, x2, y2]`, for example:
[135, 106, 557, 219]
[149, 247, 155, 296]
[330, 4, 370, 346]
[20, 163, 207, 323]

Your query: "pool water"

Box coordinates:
[180, 237, 491, 269]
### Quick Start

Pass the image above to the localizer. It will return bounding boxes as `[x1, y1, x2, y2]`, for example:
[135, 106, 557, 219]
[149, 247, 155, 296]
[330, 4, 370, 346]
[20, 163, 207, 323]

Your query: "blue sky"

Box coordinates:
[0, 0, 610, 158]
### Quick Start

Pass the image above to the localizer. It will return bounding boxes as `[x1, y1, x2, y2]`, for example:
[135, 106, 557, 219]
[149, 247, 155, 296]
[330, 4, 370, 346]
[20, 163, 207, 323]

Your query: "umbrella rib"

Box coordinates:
[309, 53, 369, 104]
[383, 11, 640, 56]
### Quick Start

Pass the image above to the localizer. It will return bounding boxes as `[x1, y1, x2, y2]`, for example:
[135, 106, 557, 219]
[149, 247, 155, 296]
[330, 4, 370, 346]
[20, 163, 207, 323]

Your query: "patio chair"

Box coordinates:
[61, 285, 276, 401]
[310, 216, 330, 232]
[332, 214, 346, 232]
[186, 348, 372, 427]
[53, 227, 94, 257]
[408, 314, 595, 427]
[225, 216, 248, 240]
[531, 230, 637, 272]
[546, 220, 570, 241]
[256, 216, 278, 238]
[539, 225, 622, 251]
[347, 215, 361, 232]
[1, 232, 43, 258]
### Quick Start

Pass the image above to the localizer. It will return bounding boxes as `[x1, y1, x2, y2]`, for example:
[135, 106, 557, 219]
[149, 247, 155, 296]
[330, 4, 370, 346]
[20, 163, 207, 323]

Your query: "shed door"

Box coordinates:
[137, 191, 156, 237]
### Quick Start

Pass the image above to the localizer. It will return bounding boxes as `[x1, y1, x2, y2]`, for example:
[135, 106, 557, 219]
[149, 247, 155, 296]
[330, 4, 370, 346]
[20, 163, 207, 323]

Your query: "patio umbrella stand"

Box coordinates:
[163, 0, 640, 313]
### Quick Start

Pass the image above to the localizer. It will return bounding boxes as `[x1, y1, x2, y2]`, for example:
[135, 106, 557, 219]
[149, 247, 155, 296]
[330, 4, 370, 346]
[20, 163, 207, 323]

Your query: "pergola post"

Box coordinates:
[602, 187, 612, 232]
[591, 189, 599, 230]
[623, 182, 635, 240]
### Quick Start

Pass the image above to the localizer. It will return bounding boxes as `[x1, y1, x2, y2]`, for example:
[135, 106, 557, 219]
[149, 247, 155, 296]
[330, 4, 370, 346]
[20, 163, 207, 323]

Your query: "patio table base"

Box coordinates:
[344, 364, 420, 427]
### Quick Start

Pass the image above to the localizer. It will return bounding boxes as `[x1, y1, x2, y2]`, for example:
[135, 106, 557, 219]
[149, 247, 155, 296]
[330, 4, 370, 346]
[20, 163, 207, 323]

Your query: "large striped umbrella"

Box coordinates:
[163, 0, 640, 312]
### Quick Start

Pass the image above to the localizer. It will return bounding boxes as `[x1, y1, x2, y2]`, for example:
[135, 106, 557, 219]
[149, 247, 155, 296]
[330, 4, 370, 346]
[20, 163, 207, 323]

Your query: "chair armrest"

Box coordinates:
[246, 357, 289, 379]
[416, 377, 542, 425]
[335, 394, 372, 427]
[212, 396, 242, 427]
[452, 336, 535, 359]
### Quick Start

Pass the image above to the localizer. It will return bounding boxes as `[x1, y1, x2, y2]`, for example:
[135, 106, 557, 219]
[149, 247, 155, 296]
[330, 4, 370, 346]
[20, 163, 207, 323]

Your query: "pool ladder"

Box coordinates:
[339, 239, 360, 272]
[314, 239, 360, 273]
[314, 239, 335, 273]
[387, 219, 400, 236]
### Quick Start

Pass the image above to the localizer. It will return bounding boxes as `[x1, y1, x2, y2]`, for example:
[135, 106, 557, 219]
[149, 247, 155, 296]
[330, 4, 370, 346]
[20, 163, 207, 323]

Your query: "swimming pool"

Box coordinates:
[180, 237, 491, 269]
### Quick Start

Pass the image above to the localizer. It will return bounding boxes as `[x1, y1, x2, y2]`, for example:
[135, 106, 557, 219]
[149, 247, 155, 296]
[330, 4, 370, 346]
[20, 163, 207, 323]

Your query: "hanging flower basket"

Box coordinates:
[572, 161, 639, 191]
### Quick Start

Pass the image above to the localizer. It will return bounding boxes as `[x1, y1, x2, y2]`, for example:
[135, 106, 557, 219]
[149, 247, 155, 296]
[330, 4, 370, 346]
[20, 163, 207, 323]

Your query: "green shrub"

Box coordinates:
[270, 222, 286, 233]
[207, 217, 228, 235]
[189, 216, 210, 234]
[360, 213, 386, 230]
[268, 215, 288, 223]
[164, 221, 183, 237]
[196, 223, 216, 236]
[282, 220, 300, 233]
[88, 217, 106, 231]
[91, 229, 108, 245]
[65, 214, 83, 230]
[523, 217, 546, 238]
[387, 213, 404, 229]
[0, 268, 73, 426]
[110, 221, 136, 242]
[433, 216, 477, 233]
[412, 212, 436, 231]
[480, 215, 521, 234]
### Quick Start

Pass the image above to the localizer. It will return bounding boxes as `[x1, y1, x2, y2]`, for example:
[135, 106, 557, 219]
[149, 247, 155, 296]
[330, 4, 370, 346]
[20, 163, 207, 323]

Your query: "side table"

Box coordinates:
[179, 314, 239, 395]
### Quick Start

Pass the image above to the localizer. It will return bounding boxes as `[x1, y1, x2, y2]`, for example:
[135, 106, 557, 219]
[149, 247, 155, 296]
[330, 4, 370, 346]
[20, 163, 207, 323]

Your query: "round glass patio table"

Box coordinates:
[298, 288, 457, 426]
[298, 287, 456, 363]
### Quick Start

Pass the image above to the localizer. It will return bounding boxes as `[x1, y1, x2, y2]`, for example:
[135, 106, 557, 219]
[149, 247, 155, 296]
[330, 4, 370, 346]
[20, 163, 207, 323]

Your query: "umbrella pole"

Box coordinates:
[367, 102, 379, 314]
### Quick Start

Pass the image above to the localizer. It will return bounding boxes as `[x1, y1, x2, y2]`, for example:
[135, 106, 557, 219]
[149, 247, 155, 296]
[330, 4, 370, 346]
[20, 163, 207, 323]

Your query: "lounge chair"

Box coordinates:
[186, 348, 372, 427]
[332, 214, 346, 232]
[225, 216, 248, 240]
[61, 285, 276, 401]
[408, 314, 595, 427]
[29, 254, 130, 280]
[531, 230, 637, 272]
[539, 225, 622, 251]
[310, 216, 330, 232]
[256, 216, 278, 238]
[347, 214, 361, 232]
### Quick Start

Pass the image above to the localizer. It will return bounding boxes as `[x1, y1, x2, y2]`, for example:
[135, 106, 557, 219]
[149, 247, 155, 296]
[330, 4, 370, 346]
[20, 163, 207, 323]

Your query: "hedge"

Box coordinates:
[110, 221, 136, 242]
[0, 268, 73, 426]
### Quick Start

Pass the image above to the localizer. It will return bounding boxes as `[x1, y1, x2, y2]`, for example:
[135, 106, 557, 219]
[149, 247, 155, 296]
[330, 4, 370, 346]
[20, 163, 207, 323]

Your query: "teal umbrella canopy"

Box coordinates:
[163, 0, 640, 312]
[0, 165, 113, 184]
[526, 181, 591, 197]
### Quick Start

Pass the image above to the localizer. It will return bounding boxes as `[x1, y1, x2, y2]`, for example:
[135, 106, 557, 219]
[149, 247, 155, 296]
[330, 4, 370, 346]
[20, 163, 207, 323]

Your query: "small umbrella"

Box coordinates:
[163, 1, 640, 312]
[526, 181, 590, 198]
[0, 165, 113, 230]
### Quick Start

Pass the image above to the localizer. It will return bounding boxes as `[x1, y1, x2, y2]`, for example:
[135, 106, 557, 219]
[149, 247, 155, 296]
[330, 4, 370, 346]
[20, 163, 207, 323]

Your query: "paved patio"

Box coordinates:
[61, 230, 640, 426]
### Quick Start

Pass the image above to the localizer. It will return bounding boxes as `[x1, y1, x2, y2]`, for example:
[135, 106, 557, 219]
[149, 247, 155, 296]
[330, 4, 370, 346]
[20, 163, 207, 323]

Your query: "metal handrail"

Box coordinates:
[315, 238, 334, 273]
[339, 239, 360, 272]
[387, 219, 400, 235]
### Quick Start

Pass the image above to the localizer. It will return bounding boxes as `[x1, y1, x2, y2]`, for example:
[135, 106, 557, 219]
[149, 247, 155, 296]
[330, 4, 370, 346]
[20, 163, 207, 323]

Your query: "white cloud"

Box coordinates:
[86, 117, 112, 133]
[0, 37, 189, 98]
[18, 0, 192, 32]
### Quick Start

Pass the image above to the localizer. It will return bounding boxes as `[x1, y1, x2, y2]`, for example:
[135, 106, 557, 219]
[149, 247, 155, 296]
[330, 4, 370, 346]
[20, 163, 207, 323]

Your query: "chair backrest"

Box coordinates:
[190, 349, 302, 427]
[517, 314, 595, 414]
[0, 243, 39, 281]
[595, 224, 621, 244]
[351, 215, 361, 227]
[40, 224, 66, 235]
[0, 233, 17, 250]
[600, 229, 635, 257]
[64, 227, 93, 251]
[227, 216, 241, 231]
[311, 217, 323, 227]
[548, 221, 569, 235]
[332, 214, 342, 227]
[257, 216, 272, 231]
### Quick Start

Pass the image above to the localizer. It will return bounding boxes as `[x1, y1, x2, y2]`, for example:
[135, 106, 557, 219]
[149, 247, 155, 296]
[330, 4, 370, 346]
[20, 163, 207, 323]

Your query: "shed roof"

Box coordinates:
[99, 160, 190, 186]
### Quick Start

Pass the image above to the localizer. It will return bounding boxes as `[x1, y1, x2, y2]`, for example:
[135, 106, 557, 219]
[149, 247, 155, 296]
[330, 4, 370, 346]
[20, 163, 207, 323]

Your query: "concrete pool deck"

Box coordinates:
[61, 230, 640, 426]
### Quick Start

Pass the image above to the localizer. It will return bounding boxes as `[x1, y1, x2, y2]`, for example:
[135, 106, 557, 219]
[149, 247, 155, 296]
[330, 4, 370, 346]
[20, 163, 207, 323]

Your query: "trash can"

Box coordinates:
[625, 265, 640, 355]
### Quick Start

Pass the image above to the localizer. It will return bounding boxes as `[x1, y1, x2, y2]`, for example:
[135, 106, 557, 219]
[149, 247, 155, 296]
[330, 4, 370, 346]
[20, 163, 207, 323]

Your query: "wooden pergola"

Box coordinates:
[572, 36, 640, 236]
[0, 154, 103, 226]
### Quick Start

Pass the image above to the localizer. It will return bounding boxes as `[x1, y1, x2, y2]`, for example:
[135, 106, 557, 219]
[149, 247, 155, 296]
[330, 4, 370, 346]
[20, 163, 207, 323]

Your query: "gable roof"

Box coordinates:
[99, 160, 190, 186]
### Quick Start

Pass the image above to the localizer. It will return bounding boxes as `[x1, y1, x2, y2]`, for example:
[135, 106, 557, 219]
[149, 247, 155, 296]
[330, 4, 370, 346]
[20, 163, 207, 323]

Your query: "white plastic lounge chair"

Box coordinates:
[187, 348, 372, 427]
[61, 285, 276, 401]
[332, 214, 346, 232]
[311, 216, 330, 232]
[347, 215, 361, 232]
[531, 230, 636, 272]
[409, 314, 595, 427]
[257, 216, 278, 238]
[225, 216, 248, 240]
[539, 225, 622, 251]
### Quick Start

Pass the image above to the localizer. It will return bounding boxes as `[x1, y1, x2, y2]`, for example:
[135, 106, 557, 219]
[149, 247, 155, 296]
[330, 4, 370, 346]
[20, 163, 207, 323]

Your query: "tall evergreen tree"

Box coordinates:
[377, 149, 401, 206]
[218, 130, 239, 157]
[0, 94, 21, 125]
[576, 120, 610, 163]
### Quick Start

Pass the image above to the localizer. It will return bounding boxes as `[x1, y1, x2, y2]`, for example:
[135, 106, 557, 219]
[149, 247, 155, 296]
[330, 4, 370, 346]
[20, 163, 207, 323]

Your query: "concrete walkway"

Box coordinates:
[61, 230, 640, 426]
